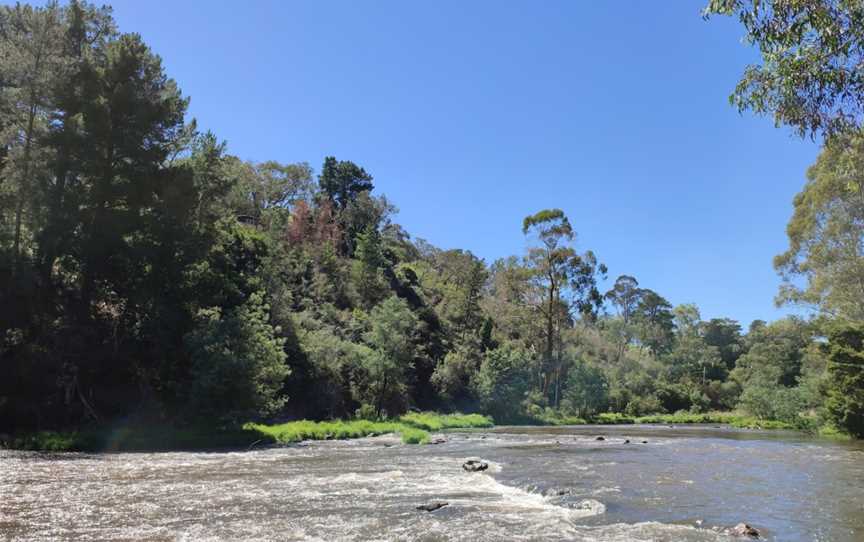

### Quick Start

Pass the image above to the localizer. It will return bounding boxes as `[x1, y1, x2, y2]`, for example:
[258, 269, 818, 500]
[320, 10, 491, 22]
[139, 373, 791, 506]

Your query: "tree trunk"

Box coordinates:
[12, 102, 38, 274]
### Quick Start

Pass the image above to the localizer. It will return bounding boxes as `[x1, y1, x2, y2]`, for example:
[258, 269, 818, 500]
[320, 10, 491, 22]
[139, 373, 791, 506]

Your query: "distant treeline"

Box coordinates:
[1, 2, 862, 438]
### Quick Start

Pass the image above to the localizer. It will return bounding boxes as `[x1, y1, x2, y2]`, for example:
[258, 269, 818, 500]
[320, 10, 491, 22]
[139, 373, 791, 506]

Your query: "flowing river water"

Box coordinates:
[2, 425, 863, 541]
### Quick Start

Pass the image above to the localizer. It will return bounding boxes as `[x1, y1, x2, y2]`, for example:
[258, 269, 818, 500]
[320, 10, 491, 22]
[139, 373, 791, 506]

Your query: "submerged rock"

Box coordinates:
[641, 440, 648, 444]
[416, 501, 449, 512]
[545, 487, 572, 497]
[624, 439, 631, 444]
[729, 523, 760, 538]
[462, 460, 489, 472]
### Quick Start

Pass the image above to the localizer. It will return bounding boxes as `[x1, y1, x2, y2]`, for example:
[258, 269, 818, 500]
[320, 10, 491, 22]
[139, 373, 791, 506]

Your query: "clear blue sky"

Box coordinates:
[105, 1, 821, 325]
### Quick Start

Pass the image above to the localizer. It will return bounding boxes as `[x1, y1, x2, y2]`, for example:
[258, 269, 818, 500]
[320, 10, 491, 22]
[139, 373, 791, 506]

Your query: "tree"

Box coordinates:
[665, 304, 722, 385]
[562, 360, 608, 418]
[318, 156, 373, 210]
[605, 275, 643, 360]
[774, 133, 864, 321]
[185, 291, 289, 421]
[522, 209, 606, 406]
[703, 318, 744, 371]
[352, 224, 388, 308]
[634, 289, 675, 355]
[733, 317, 812, 387]
[362, 296, 417, 418]
[705, 0, 864, 139]
[227, 159, 313, 228]
[824, 322, 864, 437]
[0, 2, 65, 271]
[605, 275, 641, 323]
[473, 344, 532, 423]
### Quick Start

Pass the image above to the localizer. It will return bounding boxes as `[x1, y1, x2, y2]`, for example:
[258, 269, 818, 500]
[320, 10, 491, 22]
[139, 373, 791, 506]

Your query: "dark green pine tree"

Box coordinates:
[318, 156, 374, 210]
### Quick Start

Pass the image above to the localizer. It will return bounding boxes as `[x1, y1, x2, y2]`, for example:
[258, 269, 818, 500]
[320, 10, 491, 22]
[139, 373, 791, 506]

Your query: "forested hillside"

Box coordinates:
[2, 2, 863, 439]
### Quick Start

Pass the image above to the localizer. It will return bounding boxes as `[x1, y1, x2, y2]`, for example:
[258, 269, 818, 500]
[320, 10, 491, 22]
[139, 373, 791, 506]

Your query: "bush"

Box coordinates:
[624, 395, 663, 417]
[473, 344, 532, 423]
[655, 383, 691, 413]
[563, 361, 609, 418]
[355, 404, 377, 421]
[186, 291, 289, 421]
[824, 323, 864, 438]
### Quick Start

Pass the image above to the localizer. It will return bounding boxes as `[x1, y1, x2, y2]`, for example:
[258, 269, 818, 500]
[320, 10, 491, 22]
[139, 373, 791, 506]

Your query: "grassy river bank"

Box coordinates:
[2, 410, 851, 452]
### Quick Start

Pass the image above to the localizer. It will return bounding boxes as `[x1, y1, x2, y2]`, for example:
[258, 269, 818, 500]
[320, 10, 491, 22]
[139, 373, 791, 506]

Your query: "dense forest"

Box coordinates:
[1, 1, 863, 439]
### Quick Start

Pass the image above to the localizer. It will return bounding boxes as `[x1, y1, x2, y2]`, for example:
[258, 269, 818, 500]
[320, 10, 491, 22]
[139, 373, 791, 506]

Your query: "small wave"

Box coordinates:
[464, 472, 606, 521]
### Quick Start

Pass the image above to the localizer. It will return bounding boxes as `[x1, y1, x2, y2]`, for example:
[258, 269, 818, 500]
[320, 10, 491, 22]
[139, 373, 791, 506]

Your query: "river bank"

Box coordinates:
[0, 412, 494, 452]
[2, 410, 853, 453]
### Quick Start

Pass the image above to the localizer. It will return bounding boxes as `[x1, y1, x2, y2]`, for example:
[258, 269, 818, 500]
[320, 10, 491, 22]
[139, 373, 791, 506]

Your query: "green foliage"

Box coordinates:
[399, 411, 493, 430]
[824, 323, 864, 438]
[774, 133, 864, 321]
[245, 413, 489, 446]
[522, 208, 606, 406]
[705, 0, 864, 139]
[473, 344, 532, 423]
[248, 419, 408, 443]
[319, 156, 374, 210]
[399, 427, 430, 444]
[562, 361, 609, 418]
[186, 291, 289, 421]
[357, 297, 418, 417]
[594, 412, 636, 424]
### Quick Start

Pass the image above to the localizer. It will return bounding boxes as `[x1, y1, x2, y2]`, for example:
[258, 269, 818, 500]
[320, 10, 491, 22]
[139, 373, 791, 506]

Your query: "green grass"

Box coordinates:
[246, 419, 408, 443]
[2, 412, 493, 452]
[247, 412, 493, 446]
[632, 411, 796, 430]
[521, 410, 803, 430]
[398, 412, 493, 431]
[817, 424, 854, 440]
[594, 412, 637, 424]
[399, 427, 431, 444]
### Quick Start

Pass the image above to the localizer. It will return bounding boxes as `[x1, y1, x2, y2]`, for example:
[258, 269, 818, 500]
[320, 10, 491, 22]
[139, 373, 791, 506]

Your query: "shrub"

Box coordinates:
[824, 323, 864, 438]
[186, 291, 289, 421]
[473, 345, 532, 423]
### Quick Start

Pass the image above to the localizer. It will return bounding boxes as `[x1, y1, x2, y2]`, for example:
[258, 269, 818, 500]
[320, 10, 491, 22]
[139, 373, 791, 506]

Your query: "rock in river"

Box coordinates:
[729, 523, 761, 538]
[595, 436, 606, 441]
[462, 460, 489, 472]
[416, 501, 449, 512]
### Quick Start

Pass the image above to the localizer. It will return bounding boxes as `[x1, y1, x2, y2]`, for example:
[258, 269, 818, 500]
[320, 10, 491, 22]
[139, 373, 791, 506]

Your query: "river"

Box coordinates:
[2, 425, 863, 541]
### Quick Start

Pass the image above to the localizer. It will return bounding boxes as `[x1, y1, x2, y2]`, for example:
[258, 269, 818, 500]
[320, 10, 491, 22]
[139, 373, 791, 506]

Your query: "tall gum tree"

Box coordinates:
[774, 131, 864, 322]
[522, 209, 606, 406]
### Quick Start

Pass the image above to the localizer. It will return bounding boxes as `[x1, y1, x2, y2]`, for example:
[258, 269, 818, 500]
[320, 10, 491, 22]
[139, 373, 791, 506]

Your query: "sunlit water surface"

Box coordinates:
[2, 425, 863, 541]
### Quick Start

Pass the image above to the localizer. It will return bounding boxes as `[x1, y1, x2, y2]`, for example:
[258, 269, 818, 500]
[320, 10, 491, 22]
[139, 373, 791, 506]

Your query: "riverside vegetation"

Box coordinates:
[2, 1, 864, 451]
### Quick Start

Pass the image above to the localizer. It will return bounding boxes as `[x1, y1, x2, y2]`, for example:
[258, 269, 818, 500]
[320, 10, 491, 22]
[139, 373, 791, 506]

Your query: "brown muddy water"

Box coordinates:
[1, 425, 863, 541]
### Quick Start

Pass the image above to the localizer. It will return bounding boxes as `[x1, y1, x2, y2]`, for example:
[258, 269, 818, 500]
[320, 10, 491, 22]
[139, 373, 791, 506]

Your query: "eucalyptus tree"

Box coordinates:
[522, 209, 606, 405]
[635, 289, 675, 355]
[774, 132, 864, 322]
[605, 275, 643, 361]
[705, 0, 864, 139]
